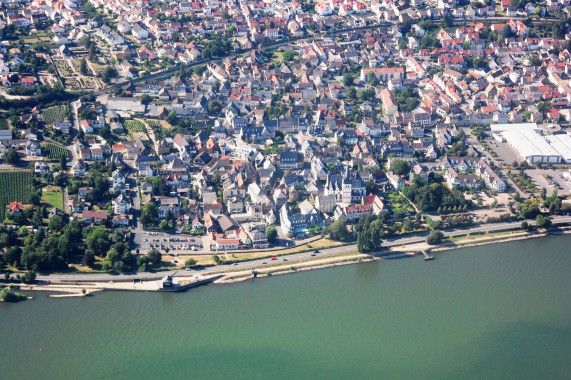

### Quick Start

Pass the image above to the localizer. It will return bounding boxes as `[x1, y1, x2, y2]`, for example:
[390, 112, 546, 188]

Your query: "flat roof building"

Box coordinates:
[490, 123, 571, 164]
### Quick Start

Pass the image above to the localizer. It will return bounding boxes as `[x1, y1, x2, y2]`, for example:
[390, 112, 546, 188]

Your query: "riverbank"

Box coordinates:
[7, 229, 571, 297]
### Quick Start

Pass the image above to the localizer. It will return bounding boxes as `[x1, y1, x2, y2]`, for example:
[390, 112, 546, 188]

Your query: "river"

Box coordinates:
[1, 236, 570, 379]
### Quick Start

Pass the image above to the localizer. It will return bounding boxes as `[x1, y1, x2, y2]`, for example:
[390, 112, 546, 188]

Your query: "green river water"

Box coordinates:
[1, 236, 570, 380]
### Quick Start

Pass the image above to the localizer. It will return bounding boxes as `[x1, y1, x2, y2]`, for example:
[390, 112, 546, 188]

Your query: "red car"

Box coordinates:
[271, 256, 277, 260]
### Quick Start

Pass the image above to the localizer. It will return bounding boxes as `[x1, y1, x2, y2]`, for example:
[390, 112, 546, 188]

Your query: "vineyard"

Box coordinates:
[42, 143, 69, 159]
[146, 120, 161, 127]
[42, 105, 69, 124]
[0, 171, 33, 221]
[125, 120, 146, 133]
[0, 118, 8, 130]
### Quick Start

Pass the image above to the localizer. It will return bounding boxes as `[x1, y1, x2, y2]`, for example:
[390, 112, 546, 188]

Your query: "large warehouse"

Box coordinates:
[491, 123, 571, 164]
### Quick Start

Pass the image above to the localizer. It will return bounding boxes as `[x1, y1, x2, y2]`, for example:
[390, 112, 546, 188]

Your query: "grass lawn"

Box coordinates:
[42, 186, 64, 210]
[228, 238, 346, 261]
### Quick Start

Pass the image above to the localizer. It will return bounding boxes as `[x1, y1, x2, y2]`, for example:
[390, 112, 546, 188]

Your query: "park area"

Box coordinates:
[0, 171, 33, 221]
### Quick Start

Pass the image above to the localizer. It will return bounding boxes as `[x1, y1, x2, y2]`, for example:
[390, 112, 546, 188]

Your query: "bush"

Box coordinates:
[535, 215, 552, 229]
[426, 230, 444, 245]
[184, 258, 197, 267]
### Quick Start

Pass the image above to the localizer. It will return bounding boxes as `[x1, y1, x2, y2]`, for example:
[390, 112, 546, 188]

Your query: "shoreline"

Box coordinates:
[7, 230, 570, 296]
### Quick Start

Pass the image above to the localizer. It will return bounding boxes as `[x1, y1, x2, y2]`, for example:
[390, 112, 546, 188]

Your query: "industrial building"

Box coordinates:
[491, 123, 571, 164]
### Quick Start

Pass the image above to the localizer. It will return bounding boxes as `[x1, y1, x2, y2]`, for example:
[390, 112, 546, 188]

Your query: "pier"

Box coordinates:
[421, 251, 435, 261]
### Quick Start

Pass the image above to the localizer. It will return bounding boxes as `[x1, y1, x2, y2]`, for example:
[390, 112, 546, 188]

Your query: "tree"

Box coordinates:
[535, 215, 551, 229]
[59, 154, 67, 171]
[165, 110, 177, 125]
[140, 202, 159, 227]
[82, 251, 96, 267]
[282, 50, 294, 62]
[147, 249, 162, 266]
[347, 86, 357, 100]
[140, 94, 152, 105]
[79, 58, 88, 75]
[87, 228, 111, 257]
[3, 246, 21, 268]
[265, 226, 278, 243]
[208, 100, 223, 115]
[392, 159, 412, 176]
[536, 101, 552, 115]
[528, 54, 542, 67]
[4, 148, 18, 164]
[48, 215, 65, 231]
[518, 197, 541, 219]
[101, 67, 117, 84]
[22, 270, 36, 283]
[365, 181, 377, 195]
[342, 73, 354, 87]
[367, 71, 380, 86]
[323, 219, 350, 242]
[184, 258, 197, 267]
[426, 230, 444, 245]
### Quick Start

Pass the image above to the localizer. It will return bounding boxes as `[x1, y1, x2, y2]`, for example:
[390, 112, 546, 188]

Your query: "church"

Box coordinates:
[324, 166, 366, 204]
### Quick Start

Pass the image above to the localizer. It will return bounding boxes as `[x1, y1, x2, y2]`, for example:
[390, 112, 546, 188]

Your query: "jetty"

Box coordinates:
[421, 251, 435, 261]
[158, 274, 223, 292]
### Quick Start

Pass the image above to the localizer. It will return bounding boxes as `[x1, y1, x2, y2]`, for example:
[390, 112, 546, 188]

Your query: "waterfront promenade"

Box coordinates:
[32, 215, 571, 283]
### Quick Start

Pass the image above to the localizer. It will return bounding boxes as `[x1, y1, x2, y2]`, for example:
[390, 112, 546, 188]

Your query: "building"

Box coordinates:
[279, 151, 300, 169]
[442, 156, 506, 192]
[491, 123, 571, 164]
[380, 88, 398, 116]
[113, 194, 130, 214]
[360, 67, 405, 82]
[280, 204, 324, 237]
[324, 166, 366, 204]
[314, 194, 336, 213]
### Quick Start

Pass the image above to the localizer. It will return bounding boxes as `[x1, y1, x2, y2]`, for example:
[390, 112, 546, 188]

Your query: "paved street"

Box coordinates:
[35, 215, 571, 282]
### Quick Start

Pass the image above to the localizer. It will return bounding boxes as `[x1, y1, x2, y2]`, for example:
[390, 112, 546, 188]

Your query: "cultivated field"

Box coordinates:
[125, 120, 146, 133]
[42, 105, 69, 124]
[41, 143, 69, 159]
[146, 120, 161, 127]
[0, 171, 33, 221]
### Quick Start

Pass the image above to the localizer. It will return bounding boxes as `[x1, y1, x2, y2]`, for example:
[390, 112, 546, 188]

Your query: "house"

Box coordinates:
[214, 238, 240, 251]
[34, 162, 50, 175]
[81, 210, 108, 224]
[280, 204, 324, 237]
[112, 215, 129, 227]
[132, 23, 149, 40]
[71, 160, 87, 177]
[0, 130, 12, 141]
[26, 140, 41, 157]
[315, 194, 336, 213]
[8, 202, 23, 215]
[113, 194, 130, 214]
[279, 151, 300, 170]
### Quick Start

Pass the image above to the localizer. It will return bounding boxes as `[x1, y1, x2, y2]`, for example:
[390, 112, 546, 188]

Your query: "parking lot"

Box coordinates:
[483, 139, 521, 166]
[142, 232, 205, 253]
[525, 169, 571, 195]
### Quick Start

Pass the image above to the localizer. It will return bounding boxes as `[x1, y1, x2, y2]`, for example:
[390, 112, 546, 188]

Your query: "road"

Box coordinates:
[34, 215, 571, 282]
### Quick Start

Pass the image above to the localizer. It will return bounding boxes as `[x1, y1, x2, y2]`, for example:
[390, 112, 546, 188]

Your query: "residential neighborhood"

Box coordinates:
[1, 0, 571, 275]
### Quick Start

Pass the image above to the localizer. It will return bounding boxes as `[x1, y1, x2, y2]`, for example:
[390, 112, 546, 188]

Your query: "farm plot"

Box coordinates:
[41, 143, 69, 159]
[42, 105, 69, 123]
[146, 120, 161, 127]
[0, 171, 33, 221]
[125, 120, 146, 133]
